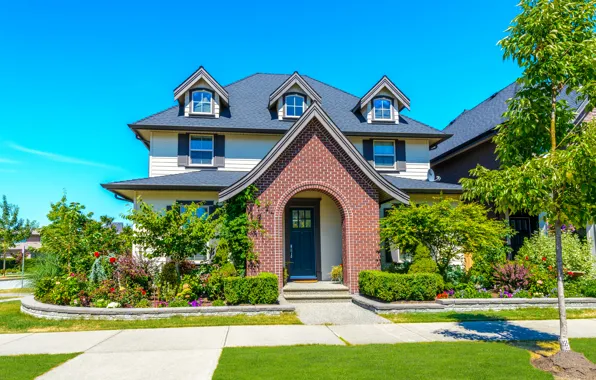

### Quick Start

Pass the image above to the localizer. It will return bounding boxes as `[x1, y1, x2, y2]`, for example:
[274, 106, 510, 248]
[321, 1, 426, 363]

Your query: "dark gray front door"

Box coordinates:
[289, 208, 316, 278]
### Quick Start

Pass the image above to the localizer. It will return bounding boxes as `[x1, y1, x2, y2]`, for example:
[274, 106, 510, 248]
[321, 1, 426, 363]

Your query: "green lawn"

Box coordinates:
[382, 308, 596, 323]
[571, 338, 596, 363]
[0, 353, 79, 380]
[0, 301, 301, 334]
[212, 342, 551, 380]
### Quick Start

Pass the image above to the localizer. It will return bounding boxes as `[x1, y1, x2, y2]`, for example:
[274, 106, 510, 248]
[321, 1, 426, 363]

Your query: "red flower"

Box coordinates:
[141, 290, 146, 296]
[110, 287, 115, 293]
[94, 251, 100, 258]
[524, 256, 529, 260]
[567, 271, 573, 276]
[109, 257, 116, 264]
[542, 257, 547, 261]
[548, 265, 553, 271]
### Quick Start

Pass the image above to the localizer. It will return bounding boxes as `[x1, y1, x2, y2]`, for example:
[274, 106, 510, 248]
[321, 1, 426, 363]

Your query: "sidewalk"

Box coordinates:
[1, 319, 595, 379]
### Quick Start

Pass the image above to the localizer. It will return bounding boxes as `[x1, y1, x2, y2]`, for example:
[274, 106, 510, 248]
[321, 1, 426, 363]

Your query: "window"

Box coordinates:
[189, 135, 213, 165]
[285, 94, 305, 117]
[191, 90, 213, 114]
[373, 97, 392, 120]
[373, 140, 395, 169]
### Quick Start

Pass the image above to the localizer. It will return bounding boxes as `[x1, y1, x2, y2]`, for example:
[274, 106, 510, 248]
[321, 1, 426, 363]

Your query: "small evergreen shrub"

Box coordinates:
[224, 272, 279, 305]
[358, 270, 444, 302]
[207, 263, 238, 300]
[581, 280, 596, 298]
[408, 245, 438, 274]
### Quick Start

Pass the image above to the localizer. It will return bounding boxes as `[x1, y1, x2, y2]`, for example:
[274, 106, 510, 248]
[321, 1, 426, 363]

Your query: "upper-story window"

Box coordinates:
[189, 135, 213, 165]
[373, 97, 393, 121]
[373, 140, 395, 169]
[191, 90, 213, 114]
[285, 94, 305, 118]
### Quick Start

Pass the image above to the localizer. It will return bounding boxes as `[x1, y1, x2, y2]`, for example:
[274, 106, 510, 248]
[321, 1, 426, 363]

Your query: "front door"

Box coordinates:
[289, 208, 316, 278]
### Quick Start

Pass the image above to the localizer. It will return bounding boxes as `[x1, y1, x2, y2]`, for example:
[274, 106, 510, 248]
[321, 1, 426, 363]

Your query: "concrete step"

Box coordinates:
[283, 293, 353, 303]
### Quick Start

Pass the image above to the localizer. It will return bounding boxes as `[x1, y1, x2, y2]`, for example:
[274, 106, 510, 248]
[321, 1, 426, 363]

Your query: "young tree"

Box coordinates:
[381, 198, 511, 279]
[0, 195, 37, 276]
[127, 199, 219, 279]
[462, 0, 596, 351]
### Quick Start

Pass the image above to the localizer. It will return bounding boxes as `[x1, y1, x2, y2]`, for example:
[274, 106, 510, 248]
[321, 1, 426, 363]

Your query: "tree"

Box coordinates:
[41, 195, 132, 273]
[462, 0, 596, 351]
[127, 199, 219, 279]
[381, 198, 511, 279]
[0, 195, 37, 277]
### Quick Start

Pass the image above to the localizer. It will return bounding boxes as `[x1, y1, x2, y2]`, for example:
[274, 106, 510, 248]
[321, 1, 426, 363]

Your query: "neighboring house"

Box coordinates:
[102, 67, 461, 292]
[9, 230, 41, 258]
[430, 82, 596, 255]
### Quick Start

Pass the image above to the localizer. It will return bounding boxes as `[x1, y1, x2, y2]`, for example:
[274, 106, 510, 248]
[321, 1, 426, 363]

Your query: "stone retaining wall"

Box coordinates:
[20, 296, 295, 320]
[352, 294, 596, 314]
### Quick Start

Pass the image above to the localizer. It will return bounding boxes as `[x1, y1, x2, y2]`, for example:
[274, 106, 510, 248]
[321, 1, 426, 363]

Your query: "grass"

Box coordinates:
[571, 338, 596, 363]
[0, 353, 79, 380]
[0, 288, 33, 294]
[382, 308, 596, 323]
[212, 342, 551, 379]
[0, 301, 301, 333]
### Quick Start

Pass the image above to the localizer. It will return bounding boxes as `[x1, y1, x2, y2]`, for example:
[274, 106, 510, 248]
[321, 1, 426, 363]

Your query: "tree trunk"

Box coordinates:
[2, 251, 6, 277]
[504, 209, 512, 260]
[555, 218, 571, 351]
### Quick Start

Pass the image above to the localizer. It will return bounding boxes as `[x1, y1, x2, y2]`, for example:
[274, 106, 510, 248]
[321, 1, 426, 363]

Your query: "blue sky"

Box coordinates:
[0, 0, 521, 225]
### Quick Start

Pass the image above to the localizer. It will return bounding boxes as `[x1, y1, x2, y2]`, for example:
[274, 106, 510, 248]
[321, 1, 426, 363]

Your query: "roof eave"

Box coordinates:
[173, 66, 229, 104]
[267, 72, 322, 108]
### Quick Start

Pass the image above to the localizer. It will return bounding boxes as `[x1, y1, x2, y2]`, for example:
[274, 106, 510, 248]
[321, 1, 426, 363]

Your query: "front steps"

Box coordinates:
[282, 281, 352, 303]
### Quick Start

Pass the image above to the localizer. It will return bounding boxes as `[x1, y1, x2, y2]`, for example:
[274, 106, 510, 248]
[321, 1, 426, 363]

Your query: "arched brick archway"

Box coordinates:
[247, 118, 382, 293]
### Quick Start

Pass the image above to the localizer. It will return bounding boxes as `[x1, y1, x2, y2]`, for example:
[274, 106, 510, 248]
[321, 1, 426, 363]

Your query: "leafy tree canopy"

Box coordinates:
[0, 195, 37, 276]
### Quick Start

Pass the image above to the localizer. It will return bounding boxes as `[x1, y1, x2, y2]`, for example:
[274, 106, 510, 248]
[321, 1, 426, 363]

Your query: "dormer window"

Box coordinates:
[373, 97, 393, 121]
[285, 94, 305, 118]
[191, 90, 213, 114]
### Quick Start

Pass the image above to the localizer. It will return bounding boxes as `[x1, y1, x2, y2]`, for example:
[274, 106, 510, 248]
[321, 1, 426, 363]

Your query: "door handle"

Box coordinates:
[290, 244, 293, 259]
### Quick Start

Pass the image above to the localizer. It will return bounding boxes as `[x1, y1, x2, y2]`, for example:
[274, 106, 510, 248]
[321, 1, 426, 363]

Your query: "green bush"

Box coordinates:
[583, 280, 596, 297]
[168, 299, 189, 308]
[454, 283, 492, 298]
[207, 263, 237, 300]
[1, 258, 38, 271]
[358, 270, 444, 302]
[408, 245, 438, 274]
[224, 272, 279, 305]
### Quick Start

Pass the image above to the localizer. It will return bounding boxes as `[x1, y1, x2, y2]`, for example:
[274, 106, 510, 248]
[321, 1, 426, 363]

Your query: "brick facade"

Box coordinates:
[248, 117, 381, 293]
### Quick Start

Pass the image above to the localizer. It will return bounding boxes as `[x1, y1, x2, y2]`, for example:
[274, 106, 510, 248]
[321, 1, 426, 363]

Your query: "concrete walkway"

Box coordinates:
[1, 319, 595, 379]
[294, 302, 391, 325]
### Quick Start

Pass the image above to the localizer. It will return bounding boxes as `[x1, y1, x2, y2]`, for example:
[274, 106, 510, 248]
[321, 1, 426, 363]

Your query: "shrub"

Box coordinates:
[454, 283, 492, 298]
[330, 264, 343, 283]
[168, 299, 189, 308]
[408, 245, 438, 274]
[358, 270, 444, 302]
[212, 299, 225, 306]
[493, 262, 530, 293]
[224, 272, 279, 305]
[381, 262, 410, 274]
[207, 262, 237, 300]
[583, 280, 596, 297]
[180, 273, 209, 300]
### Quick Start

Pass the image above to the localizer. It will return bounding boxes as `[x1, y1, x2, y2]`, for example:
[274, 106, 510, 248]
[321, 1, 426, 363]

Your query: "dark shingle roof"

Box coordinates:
[430, 82, 583, 162]
[131, 73, 446, 139]
[101, 171, 247, 191]
[382, 176, 462, 193]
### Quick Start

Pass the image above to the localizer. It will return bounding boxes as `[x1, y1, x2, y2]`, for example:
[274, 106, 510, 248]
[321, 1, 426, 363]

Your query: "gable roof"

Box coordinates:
[353, 75, 411, 112]
[173, 66, 229, 104]
[218, 102, 410, 204]
[132, 73, 447, 142]
[430, 82, 584, 164]
[268, 71, 322, 107]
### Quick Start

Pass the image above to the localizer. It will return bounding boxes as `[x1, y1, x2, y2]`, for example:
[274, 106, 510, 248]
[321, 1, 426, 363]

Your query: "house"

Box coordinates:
[430, 82, 596, 255]
[8, 230, 41, 258]
[102, 67, 462, 293]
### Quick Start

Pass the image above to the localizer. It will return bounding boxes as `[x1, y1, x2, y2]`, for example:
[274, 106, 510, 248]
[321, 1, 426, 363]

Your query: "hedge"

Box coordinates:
[358, 270, 444, 302]
[223, 272, 279, 305]
[1, 258, 37, 270]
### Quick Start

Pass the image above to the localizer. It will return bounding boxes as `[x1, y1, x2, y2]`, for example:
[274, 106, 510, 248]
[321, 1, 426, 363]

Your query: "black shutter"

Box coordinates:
[363, 139, 374, 166]
[214, 135, 225, 167]
[178, 134, 189, 167]
[395, 140, 406, 171]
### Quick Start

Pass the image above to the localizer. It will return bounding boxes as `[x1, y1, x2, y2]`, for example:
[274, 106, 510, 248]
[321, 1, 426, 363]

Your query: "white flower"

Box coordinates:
[106, 302, 121, 308]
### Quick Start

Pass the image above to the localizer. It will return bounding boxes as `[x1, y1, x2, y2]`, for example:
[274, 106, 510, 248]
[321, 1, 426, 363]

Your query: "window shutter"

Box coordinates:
[395, 140, 406, 171]
[177, 134, 189, 167]
[214, 134, 225, 167]
[363, 139, 374, 166]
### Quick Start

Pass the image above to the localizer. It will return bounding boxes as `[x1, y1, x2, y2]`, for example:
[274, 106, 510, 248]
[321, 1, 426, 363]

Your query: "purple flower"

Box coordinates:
[448, 289, 455, 296]
[188, 299, 202, 307]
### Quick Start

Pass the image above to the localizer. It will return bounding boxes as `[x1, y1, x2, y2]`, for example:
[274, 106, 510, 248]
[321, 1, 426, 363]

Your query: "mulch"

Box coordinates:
[533, 351, 596, 379]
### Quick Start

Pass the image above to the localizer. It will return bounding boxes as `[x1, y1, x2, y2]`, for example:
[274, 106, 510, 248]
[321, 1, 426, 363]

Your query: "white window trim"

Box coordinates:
[189, 134, 214, 166]
[190, 89, 214, 115]
[284, 94, 306, 119]
[373, 140, 396, 170]
[372, 96, 394, 121]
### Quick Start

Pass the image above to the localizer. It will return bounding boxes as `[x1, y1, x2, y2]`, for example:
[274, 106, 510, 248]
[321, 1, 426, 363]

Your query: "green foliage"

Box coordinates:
[381, 198, 511, 279]
[206, 263, 237, 300]
[89, 257, 108, 283]
[582, 280, 596, 298]
[408, 245, 438, 274]
[168, 299, 190, 308]
[223, 272, 279, 305]
[180, 273, 208, 300]
[453, 284, 492, 299]
[358, 270, 444, 302]
[127, 199, 218, 279]
[518, 231, 595, 277]
[382, 262, 410, 274]
[35, 274, 87, 306]
[217, 185, 262, 274]
[0, 195, 37, 276]
[211, 299, 225, 306]
[468, 245, 509, 287]
[40, 195, 131, 273]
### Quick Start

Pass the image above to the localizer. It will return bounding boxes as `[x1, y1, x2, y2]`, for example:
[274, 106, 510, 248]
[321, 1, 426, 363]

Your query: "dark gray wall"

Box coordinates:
[432, 140, 499, 184]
